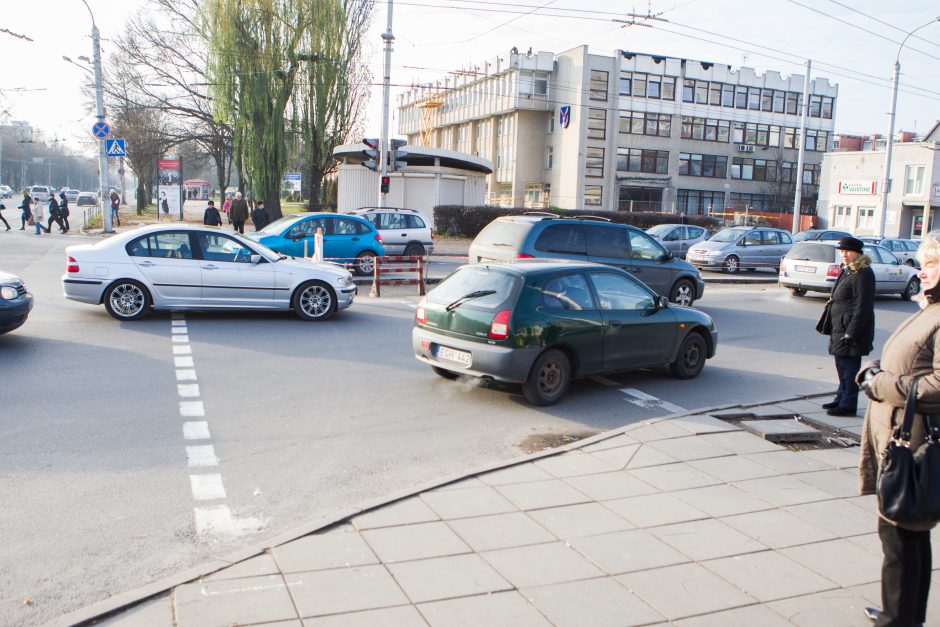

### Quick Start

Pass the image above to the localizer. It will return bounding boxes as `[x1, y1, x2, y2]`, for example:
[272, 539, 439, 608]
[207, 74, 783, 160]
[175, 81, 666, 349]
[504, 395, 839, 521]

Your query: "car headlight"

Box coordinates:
[0, 286, 18, 300]
[337, 275, 353, 287]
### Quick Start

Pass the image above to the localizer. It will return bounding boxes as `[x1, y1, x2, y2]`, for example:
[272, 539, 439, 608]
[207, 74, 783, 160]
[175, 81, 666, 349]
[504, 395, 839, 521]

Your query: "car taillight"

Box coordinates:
[516, 253, 534, 259]
[416, 296, 427, 324]
[489, 310, 511, 340]
[67, 256, 79, 273]
[375, 233, 383, 244]
[827, 264, 841, 278]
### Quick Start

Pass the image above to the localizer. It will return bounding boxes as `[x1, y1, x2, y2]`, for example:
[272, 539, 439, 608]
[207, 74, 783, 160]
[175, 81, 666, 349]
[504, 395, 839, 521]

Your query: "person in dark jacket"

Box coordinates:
[0, 202, 10, 231]
[820, 236, 876, 416]
[18, 191, 31, 230]
[229, 192, 249, 234]
[58, 192, 70, 233]
[251, 201, 269, 231]
[203, 200, 222, 226]
[47, 196, 65, 233]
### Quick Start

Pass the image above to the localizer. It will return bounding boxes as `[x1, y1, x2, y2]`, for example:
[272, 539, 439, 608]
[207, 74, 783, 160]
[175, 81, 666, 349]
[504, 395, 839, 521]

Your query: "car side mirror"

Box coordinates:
[656, 295, 669, 310]
[659, 251, 673, 262]
[250, 254, 262, 264]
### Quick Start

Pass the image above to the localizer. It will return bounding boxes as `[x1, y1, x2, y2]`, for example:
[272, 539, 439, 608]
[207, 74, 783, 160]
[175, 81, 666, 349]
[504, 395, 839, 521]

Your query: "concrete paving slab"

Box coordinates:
[417, 591, 551, 627]
[304, 605, 426, 627]
[767, 586, 882, 626]
[732, 475, 836, 507]
[174, 574, 299, 627]
[98, 593, 173, 627]
[672, 484, 775, 518]
[778, 538, 882, 587]
[420, 486, 517, 520]
[746, 405, 800, 418]
[619, 562, 757, 620]
[790, 468, 859, 498]
[477, 463, 554, 486]
[562, 470, 657, 501]
[288, 566, 409, 618]
[628, 462, 723, 492]
[785, 499, 877, 537]
[533, 451, 617, 478]
[274, 530, 379, 574]
[797, 446, 862, 469]
[699, 430, 785, 454]
[569, 528, 690, 574]
[800, 411, 864, 432]
[846, 532, 882, 556]
[673, 603, 793, 626]
[623, 420, 695, 442]
[481, 542, 603, 589]
[202, 553, 280, 581]
[650, 519, 768, 561]
[429, 477, 486, 492]
[523, 576, 664, 627]
[528, 502, 634, 539]
[586, 443, 640, 469]
[845, 425, 864, 437]
[687, 455, 779, 483]
[740, 419, 822, 443]
[703, 551, 838, 602]
[720, 509, 836, 549]
[845, 494, 878, 514]
[351, 497, 439, 530]
[646, 435, 734, 461]
[361, 522, 470, 563]
[581, 434, 640, 452]
[746, 450, 836, 474]
[387, 553, 512, 603]
[605, 492, 709, 528]
[706, 408, 752, 419]
[624, 445, 678, 469]
[775, 399, 833, 415]
[669, 414, 742, 434]
[447, 512, 557, 552]
[495, 479, 591, 511]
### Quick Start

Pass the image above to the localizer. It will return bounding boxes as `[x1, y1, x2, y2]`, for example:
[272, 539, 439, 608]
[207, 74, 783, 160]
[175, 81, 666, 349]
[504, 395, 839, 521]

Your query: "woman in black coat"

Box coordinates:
[821, 236, 876, 416]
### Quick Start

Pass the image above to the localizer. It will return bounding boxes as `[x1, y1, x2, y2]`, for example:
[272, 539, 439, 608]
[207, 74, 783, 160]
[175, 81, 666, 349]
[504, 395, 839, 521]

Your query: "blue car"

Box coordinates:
[248, 213, 385, 275]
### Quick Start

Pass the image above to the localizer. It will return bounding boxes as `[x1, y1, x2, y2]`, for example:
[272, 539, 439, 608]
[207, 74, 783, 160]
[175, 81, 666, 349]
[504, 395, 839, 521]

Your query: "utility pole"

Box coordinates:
[83, 0, 111, 232]
[378, 0, 394, 208]
[792, 60, 811, 235]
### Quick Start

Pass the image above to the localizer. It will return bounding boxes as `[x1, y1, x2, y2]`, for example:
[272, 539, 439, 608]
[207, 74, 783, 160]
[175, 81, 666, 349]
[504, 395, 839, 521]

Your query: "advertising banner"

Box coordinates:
[283, 173, 302, 193]
[158, 159, 181, 219]
[838, 180, 877, 195]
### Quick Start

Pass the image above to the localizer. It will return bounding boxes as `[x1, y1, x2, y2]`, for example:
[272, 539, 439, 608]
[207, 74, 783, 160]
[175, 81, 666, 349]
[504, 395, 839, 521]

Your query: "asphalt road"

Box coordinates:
[0, 230, 920, 626]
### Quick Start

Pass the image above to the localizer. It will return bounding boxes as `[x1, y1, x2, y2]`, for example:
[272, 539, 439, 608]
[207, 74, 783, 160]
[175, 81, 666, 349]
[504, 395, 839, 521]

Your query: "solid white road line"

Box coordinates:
[183, 421, 211, 440]
[179, 401, 206, 417]
[620, 387, 686, 414]
[190, 474, 226, 500]
[186, 444, 219, 467]
[178, 384, 200, 398]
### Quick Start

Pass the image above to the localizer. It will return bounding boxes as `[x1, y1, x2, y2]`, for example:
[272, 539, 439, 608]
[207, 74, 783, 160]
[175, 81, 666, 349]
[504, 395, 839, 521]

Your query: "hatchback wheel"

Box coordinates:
[724, 255, 740, 273]
[670, 332, 706, 379]
[293, 280, 336, 321]
[355, 251, 377, 275]
[902, 277, 920, 302]
[104, 280, 151, 321]
[404, 243, 426, 258]
[669, 279, 695, 307]
[523, 349, 571, 406]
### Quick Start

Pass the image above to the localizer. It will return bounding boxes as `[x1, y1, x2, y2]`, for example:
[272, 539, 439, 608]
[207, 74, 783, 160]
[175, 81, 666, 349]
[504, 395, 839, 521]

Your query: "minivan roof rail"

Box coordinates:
[521, 211, 557, 218]
[572, 215, 612, 222]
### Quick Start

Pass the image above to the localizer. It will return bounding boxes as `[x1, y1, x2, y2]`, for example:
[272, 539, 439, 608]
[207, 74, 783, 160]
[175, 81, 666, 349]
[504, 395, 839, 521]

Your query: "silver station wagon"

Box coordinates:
[686, 226, 794, 273]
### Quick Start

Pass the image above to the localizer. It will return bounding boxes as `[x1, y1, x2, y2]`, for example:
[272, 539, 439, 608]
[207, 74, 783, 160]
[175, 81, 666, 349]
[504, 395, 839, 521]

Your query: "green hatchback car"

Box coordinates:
[412, 260, 718, 405]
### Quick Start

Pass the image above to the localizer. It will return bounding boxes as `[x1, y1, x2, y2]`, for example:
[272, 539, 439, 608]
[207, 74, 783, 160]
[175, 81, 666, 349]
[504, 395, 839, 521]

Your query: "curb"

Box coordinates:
[57, 391, 834, 627]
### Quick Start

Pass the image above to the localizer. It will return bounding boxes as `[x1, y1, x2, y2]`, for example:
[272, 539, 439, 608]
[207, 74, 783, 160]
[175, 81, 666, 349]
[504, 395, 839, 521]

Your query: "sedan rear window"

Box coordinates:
[430, 266, 520, 311]
[785, 242, 835, 263]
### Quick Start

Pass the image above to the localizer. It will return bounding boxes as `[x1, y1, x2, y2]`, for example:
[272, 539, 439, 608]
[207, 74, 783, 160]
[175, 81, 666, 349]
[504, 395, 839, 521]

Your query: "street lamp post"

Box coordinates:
[80, 0, 112, 232]
[876, 16, 939, 238]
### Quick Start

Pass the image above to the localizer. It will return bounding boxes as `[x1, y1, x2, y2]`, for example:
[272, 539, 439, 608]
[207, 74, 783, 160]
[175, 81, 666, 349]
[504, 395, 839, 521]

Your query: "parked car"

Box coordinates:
[0, 271, 33, 334]
[247, 212, 384, 275]
[468, 215, 704, 307]
[686, 226, 794, 273]
[63, 225, 357, 321]
[779, 241, 919, 300]
[413, 260, 717, 405]
[29, 185, 52, 202]
[76, 192, 98, 206]
[645, 223, 708, 259]
[350, 207, 434, 257]
[0, 185, 13, 199]
[793, 229, 852, 242]
[876, 237, 920, 267]
[60, 188, 80, 203]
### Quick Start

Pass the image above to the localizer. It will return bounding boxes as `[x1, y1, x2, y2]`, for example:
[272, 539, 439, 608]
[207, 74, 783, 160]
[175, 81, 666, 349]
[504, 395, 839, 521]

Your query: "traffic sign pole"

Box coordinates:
[90, 22, 111, 232]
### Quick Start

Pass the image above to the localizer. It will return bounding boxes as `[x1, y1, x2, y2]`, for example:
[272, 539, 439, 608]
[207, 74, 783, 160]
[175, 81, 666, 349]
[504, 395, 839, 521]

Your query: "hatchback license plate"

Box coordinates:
[795, 265, 816, 273]
[437, 345, 472, 367]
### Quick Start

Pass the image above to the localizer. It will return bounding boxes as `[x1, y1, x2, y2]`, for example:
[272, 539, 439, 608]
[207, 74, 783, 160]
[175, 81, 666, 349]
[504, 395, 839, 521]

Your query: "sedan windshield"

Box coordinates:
[646, 224, 673, 237]
[709, 228, 749, 243]
[259, 215, 301, 235]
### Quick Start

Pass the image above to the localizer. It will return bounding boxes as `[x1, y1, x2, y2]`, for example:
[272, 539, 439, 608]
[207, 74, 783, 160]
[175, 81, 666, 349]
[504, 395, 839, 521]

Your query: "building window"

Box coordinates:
[821, 96, 833, 119]
[525, 183, 543, 208]
[534, 75, 548, 96]
[584, 185, 602, 206]
[786, 92, 799, 115]
[731, 158, 777, 182]
[545, 146, 553, 170]
[619, 72, 675, 100]
[587, 109, 607, 140]
[547, 113, 554, 134]
[677, 189, 725, 215]
[721, 84, 735, 107]
[905, 165, 926, 195]
[585, 147, 605, 177]
[857, 206, 875, 229]
[679, 153, 728, 178]
[773, 90, 785, 113]
[747, 87, 761, 110]
[834, 205, 853, 227]
[617, 148, 668, 174]
[590, 70, 608, 101]
[681, 117, 730, 143]
[803, 163, 820, 186]
[809, 95, 822, 118]
[735, 85, 748, 109]
[761, 89, 773, 112]
[730, 192, 775, 212]
[620, 111, 671, 137]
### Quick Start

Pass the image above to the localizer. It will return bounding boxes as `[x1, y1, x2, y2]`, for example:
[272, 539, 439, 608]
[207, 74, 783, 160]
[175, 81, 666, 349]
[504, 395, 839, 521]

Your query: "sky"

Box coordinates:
[1, 0, 938, 158]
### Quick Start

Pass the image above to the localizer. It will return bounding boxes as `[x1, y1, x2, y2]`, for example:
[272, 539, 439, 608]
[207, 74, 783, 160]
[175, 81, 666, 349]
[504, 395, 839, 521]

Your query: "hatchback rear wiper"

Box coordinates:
[446, 290, 496, 311]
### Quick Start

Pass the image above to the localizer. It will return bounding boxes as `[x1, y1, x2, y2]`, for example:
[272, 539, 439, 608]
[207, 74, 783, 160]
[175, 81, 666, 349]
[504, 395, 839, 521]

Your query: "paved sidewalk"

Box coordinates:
[56, 393, 936, 627]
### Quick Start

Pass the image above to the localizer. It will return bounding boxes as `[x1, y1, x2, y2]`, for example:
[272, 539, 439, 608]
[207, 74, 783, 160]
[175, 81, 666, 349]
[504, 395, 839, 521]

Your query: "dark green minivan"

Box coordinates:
[412, 260, 717, 405]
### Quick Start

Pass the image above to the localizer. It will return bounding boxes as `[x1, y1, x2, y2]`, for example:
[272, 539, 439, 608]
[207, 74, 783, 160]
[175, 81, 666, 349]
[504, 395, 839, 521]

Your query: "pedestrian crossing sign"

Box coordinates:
[106, 138, 126, 158]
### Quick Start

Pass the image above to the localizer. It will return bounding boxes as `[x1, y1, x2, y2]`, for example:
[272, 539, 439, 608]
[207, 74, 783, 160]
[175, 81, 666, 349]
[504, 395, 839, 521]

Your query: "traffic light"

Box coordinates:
[361, 137, 379, 171]
[390, 139, 407, 172]
[380, 176, 390, 194]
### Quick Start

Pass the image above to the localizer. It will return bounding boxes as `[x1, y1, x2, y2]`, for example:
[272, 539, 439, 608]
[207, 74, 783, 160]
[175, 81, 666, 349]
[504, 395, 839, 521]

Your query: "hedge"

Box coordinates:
[433, 205, 722, 238]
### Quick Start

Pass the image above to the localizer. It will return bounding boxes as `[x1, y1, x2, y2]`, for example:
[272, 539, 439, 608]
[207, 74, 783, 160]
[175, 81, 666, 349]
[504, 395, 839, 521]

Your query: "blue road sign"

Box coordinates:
[92, 121, 111, 139]
[106, 138, 126, 158]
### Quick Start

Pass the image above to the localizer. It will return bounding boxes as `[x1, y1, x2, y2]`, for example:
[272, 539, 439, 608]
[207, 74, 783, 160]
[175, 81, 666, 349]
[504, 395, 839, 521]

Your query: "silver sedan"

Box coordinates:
[63, 225, 357, 321]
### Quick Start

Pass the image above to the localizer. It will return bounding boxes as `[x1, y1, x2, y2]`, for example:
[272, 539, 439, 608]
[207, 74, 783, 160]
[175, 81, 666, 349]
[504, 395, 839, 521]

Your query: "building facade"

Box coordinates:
[817, 122, 940, 238]
[397, 46, 838, 223]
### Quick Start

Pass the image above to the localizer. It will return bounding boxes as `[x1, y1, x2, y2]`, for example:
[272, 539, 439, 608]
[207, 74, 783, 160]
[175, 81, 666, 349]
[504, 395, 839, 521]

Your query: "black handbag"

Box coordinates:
[877, 378, 940, 525]
[816, 301, 833, 335]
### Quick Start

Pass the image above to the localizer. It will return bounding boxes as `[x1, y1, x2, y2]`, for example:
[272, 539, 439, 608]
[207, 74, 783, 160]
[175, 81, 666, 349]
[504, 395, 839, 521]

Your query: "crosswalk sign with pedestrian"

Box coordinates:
[106, 138, 126, 158]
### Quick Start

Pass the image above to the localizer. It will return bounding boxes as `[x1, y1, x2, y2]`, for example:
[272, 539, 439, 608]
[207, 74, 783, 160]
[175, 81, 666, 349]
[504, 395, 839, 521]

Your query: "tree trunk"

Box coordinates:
[137, 180, 146, 214]
[307, 163, 322, 210]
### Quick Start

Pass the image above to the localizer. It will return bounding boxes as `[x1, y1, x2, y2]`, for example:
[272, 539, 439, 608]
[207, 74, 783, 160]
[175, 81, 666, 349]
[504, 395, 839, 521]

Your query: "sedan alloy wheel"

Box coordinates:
[295, 281, 336, 321]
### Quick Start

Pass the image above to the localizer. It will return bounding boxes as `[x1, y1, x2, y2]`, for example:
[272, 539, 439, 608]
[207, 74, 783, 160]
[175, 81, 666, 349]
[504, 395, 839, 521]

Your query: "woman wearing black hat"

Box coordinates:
[820, 236, 875, 416]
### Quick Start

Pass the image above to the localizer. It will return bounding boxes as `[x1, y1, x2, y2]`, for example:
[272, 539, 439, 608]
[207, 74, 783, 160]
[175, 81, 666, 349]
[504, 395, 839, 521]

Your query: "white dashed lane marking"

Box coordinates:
[183, 421, 211, 440]
[190, 474, 226, 500]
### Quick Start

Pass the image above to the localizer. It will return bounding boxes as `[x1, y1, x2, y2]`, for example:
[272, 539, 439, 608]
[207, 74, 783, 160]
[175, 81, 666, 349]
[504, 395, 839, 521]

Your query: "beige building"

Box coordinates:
[397, 46, 838, 220]
[817, 121, 940, 238]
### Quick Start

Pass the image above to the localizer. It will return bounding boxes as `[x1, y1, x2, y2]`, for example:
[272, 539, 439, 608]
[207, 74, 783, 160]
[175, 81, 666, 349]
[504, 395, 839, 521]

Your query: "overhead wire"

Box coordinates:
[822, 0, 940, 51]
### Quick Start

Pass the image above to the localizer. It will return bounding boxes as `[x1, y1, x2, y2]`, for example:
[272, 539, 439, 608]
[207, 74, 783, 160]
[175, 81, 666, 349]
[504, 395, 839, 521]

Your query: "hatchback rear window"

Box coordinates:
[429, 266, 520, 311]
[474, 219, 532, 250]
[534, 224, 586, 255]
[785, 242, 835, 263]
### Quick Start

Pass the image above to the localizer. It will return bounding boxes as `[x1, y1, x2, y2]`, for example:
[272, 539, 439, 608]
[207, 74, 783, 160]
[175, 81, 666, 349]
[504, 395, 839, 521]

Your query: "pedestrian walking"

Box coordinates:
[18, 191, 31, 230]
[817, 236, 875, 417]
[857, 231, 940, 626]
[109, 189, 121, 226]
[58, 192, 70, 233]
[47, 196, 65, 233]
[0, 202, 10, 231]
[203, 200, 222, 226]
[229, 191, 249, 234]
[31, 196, 48, 234]
[221, 195, 232, 224]
[251, 200, 269, 231]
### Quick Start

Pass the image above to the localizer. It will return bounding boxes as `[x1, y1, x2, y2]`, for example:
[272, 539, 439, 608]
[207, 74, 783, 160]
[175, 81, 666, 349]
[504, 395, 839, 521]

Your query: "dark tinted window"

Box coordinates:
[820, 231, 843, 240]
[785, 242, 835, 262]
[585, 224, 628, 259]
[540, 273, 595, 311]
[688, 226, 705, 238]
[127, 236, 149, 257]
[429, 266, 520, 310]
[534, 224, 587, 255]
[589, 272, 654, 310]
[405, 214, 426, 229]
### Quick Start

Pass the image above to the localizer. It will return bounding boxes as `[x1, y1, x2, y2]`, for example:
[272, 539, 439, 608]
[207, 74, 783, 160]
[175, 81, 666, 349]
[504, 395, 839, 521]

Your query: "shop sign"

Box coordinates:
[838, 180, 876, 194]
